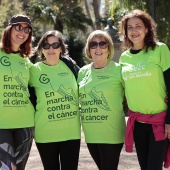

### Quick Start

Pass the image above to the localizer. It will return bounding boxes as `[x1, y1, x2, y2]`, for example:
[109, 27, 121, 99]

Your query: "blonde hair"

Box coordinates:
[85, 30, 114, 60]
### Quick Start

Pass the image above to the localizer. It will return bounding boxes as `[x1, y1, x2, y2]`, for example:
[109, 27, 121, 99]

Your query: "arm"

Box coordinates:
[28, 85, 37, 109]
[60, 55, 80, 80]
[163, 68, 170, 138]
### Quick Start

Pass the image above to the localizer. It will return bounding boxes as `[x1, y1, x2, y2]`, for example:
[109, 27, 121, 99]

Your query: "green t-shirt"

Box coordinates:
[119, 42, 170, 114]
[29, 61, 81, 143]
[0, 50, 35, 128]
[77, 60, 125, 144]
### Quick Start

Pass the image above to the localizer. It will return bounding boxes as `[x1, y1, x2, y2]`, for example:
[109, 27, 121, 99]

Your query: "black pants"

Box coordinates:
[36, 139, 80, 170]
[87, 143, 123, 170]
[134, 121, 168, 170]
[0, 127, 34, 170]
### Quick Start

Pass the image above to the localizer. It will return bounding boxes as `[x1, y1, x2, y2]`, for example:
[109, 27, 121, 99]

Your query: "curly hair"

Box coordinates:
[119, 9, 158, 52]
[85, 30, 114, 60]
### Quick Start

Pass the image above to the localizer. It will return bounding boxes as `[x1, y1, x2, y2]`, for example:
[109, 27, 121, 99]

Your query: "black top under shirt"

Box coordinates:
[130, 48, 170, 124]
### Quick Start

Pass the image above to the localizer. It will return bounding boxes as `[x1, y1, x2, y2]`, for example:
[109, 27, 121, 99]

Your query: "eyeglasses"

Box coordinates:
[42, 42, 61, 50]
[14, 24, 32, 34]
[89, 41, 108, 49]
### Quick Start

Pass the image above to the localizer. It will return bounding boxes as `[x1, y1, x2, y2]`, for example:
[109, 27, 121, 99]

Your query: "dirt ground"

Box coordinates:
[25, 132, 139, 170]
[25, 119, 170, 170]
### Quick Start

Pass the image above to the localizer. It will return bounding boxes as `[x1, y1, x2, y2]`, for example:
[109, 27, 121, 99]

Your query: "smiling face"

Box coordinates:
[10, 23, 30, 51]
[42, 36, 62, 62]
[127, 17, 148, 50]
[90, 36, 109, 65]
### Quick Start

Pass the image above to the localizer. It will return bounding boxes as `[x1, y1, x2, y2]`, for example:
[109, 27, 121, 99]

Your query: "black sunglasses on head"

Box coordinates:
[89, 41, 108, 49]
[13, 24, 32, 34]
[42, 42, 61, 50]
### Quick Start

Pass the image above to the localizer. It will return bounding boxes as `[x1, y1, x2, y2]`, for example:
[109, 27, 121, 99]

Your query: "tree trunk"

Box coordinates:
[85, 0, 91, 19]
[43, 23, 46, 34]
[92, 0, 101, 30]
[54, 18, 63, 33]
[150, 0, 156, 21]
[104, 0, 109, 18]
[84, 0, 95, 30]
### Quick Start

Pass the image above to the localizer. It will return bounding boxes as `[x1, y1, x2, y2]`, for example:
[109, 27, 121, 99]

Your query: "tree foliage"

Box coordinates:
[110, 0, 170, 47]
[26, 0, 91, 66]
[0, 0, 10, 27]
[27, 0, 92, 34]
[0, 0, 23, 39]
[91, 0, 101, 29]
[65, 34, 86, 67]
[0, 0, 23, 27]
[0, 0, 169, 66]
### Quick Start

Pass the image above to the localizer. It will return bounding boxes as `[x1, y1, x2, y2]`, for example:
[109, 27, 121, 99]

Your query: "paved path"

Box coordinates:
[25, 128, 170, 170]
[26, 131, 140, 170]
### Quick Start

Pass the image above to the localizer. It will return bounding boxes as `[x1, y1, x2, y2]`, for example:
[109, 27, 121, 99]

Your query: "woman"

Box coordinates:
[77, 30, 125, 170]
[29, 30, 81, 170]
[119, 9, 170, 170]
[0, 14, 34, 170]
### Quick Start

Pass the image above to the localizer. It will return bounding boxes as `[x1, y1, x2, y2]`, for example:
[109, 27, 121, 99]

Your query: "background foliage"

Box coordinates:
[0, 0, 169, 66]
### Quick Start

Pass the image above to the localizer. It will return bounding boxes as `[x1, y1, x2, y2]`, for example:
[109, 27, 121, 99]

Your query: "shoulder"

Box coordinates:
[33, 61, 42, 67]
[60, 55, 78, 68]
[153, 42, 170, 53]
[60, 55, 80, 79]
[155, 42, 169, 49]
[30, 62, 42, 70]
[77, 64, 91, 83]
[156, 42, 166, 46]
[78, 64, 91, 77]
[119, 49, 131, 62]
[114, 62, 122, 69]
[79, 63, 91, 72]
[0, 49, 6, 55]
[60, 55, 74, 64]
[110, 61, 122, 74]
[121, 49, 130, 56]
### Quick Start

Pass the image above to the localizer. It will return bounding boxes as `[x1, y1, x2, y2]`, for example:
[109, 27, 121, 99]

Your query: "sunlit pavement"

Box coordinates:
[26, 117, 169, 170]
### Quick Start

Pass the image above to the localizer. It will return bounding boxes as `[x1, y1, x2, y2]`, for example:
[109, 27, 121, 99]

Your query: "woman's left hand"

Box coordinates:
[165, 124, 170, 138]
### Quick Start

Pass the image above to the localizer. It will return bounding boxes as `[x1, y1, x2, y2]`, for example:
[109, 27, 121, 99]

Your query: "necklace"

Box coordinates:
[91, 60, 114, 73]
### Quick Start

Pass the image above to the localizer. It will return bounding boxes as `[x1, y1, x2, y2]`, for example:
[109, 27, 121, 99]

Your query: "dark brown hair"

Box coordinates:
[119, 9, 158, 52]
[36, 30, 67, 60]
[1, 25, 32, 58]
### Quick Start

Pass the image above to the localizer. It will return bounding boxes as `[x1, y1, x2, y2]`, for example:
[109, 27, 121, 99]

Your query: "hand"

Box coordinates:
[164, 97, 168, 104]
[165, 124, 170, 138]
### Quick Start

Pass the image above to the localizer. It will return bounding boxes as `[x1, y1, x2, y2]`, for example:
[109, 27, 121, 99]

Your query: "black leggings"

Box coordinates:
[134, 121, 168, 170]
[87, 143, 123, 170]
[36, 139, 80, 170]
[0, 127, 34, 170]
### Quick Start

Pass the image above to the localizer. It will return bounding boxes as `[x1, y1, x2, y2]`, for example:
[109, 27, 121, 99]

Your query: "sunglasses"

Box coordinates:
[90, 41, 108, 49]
[42, 42, 61, 50]
[14, 24, 32, 34]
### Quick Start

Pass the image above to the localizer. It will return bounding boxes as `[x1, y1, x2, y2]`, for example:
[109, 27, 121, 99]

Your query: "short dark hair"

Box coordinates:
[36, 30, 68, 60]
